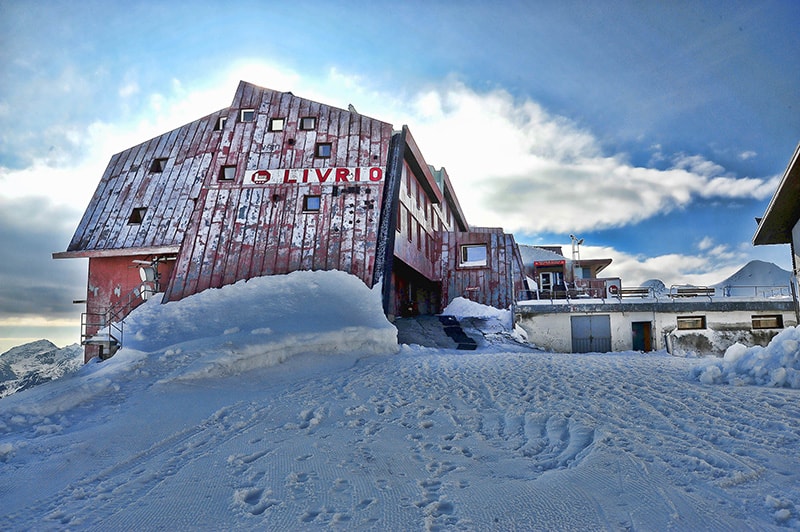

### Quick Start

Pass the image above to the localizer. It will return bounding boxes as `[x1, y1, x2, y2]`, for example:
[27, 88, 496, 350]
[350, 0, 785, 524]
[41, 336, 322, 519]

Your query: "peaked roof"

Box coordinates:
[55, 81, 394, 258]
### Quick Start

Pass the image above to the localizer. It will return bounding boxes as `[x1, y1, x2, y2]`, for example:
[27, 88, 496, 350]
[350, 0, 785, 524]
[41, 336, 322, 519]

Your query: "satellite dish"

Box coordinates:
[139, 266, 156, 282]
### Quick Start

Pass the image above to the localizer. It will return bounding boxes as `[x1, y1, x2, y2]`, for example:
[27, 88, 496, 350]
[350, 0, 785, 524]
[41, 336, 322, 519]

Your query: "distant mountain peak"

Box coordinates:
[714, 260, 791, 288]
[1, 339, 57, 358]
[0, 340, 82, 399]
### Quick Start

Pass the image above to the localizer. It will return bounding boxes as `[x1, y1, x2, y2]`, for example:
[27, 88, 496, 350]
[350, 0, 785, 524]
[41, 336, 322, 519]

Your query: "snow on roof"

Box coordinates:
[518, 244, 565, 265]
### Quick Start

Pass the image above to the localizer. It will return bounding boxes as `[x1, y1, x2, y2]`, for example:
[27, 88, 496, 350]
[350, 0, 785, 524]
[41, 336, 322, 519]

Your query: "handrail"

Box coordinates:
[81, 282, 158, 359]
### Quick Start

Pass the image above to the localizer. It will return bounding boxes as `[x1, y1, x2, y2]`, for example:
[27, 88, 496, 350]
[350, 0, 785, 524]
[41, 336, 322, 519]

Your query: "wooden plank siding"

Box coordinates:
[439, 228, 526, 311]
[161, 82, 394, 301]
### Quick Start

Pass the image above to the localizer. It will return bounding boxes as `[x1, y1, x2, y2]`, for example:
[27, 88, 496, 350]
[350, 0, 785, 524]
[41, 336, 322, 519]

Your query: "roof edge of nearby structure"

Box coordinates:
[753, 142, 800, 246]
[53, 246, 181, 259]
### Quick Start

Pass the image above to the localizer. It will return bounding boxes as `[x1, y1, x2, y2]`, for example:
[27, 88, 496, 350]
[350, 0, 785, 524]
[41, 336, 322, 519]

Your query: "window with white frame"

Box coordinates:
[214, 116, 227, 131]
[219, 165, 236, 181]
[460, 244, 488, 267]
[268, 117, 285, 131]
[300, 116, 316, 130]
[240, 109, 255, 122]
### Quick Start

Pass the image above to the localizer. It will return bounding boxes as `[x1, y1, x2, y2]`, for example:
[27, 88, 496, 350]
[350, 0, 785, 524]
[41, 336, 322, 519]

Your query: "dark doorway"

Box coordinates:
[632, 321, 653, 351]
[391, 259, 441, 317]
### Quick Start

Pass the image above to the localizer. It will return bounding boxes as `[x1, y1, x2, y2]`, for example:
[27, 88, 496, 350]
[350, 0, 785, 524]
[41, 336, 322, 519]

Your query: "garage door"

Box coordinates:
[571, 315, 612, 353]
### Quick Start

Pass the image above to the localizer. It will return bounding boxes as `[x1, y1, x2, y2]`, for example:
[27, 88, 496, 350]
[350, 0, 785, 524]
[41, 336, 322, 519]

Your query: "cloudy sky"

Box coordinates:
[1, 0, 798, 351]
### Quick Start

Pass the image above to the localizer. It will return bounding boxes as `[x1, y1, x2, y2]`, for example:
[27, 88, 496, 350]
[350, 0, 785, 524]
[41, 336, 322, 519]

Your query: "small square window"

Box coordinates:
[268, 118, 285, 132]
[752, 315, 783, 329]
[240, 109, 255, 122]
[315, 142, 332, 158]
[300, 117, 316, 130]
[214, 116, 227, 131]
[219, 165, 236, 181]
[150, 158, 168, 173]
[303, 195, 321, 212]
[460, 244, 487, 267]
[128, 207, 147, 225]
[677, 316, 706, 330]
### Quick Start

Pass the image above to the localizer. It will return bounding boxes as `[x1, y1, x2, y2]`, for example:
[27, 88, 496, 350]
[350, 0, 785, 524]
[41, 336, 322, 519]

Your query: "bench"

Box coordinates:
[668, 286, 716, 300]
[618, 287, 652, 298]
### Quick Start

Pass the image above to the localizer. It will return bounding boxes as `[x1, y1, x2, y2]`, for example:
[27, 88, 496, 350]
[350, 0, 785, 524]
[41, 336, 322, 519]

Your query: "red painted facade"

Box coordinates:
[55, 81, 526, 361]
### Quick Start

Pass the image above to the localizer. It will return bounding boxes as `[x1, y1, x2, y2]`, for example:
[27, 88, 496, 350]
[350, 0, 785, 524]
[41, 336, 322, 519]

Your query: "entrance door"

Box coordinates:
[631, 321, 652, 351]
[571, 315, 612, 353]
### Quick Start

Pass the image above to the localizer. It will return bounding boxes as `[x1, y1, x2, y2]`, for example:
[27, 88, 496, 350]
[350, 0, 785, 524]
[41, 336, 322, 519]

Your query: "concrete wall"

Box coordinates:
[516, 300, 797, 355]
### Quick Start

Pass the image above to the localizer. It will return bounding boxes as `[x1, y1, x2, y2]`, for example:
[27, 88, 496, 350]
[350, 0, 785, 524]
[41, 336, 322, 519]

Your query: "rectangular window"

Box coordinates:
[315, 142, 332, 158]
[460, 244, 488, 267]
[128, 207, 147, 225]
[268, 117, 285, 131]
[752, 315, 784, 329]
[240, 109, 255, 122]
[677, 316, 706, 330]
[396, 207, 402, 232]
[303, 195, 321, 212]
[300, 117, 316, 130]
[219, 165, 236, 181]
[214, 116, 227, 131]
[150, 158, 168, 173]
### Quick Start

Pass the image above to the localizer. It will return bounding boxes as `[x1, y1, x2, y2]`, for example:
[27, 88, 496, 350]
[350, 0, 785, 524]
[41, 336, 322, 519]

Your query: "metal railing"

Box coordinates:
[81, 282, 157, 359]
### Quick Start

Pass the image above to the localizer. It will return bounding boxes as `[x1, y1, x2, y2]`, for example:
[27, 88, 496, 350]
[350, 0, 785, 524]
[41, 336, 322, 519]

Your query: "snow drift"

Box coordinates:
[119, 270, 399, 379]
[695, 326, 800, 388]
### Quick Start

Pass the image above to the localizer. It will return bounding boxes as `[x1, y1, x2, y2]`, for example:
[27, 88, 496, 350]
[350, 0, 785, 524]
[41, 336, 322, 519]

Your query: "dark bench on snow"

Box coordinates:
[668, 286, 715, 300]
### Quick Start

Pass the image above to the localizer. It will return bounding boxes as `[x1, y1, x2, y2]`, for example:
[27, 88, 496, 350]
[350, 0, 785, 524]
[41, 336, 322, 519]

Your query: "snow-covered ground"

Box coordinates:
[1, 271, 799, 530]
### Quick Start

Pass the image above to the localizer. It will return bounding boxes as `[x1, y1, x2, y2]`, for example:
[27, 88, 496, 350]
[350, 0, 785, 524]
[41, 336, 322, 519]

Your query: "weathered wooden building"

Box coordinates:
[54, 81, 526, 361]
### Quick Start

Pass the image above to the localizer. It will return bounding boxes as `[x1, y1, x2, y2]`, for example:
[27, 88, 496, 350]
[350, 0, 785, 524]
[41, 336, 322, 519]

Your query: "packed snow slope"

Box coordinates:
[2, 271, 800, 531]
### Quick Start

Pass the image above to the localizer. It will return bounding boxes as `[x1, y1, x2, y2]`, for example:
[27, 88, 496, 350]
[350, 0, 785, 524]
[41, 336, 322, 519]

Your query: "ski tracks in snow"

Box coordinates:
[3, 349, 799, 530]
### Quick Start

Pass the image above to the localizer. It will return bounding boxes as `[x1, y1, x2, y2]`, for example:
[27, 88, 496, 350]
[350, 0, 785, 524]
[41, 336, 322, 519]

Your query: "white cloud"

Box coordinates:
[697, 236, 715, 251]
[2, 61, 776, 236]
[587, 244, 745, 287]
[265, 75, 771, 235]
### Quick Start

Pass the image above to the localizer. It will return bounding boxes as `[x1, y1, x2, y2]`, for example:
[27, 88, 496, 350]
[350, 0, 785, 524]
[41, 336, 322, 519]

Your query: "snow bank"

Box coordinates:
[120, 270, 398, 380]
[694, 326, 800, 388]
[443, 297, 510, 322]
[0, 271, 398, 418]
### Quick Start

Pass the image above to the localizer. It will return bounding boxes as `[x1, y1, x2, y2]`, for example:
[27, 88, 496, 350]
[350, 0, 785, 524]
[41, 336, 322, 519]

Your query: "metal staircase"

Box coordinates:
[81, 281, 158, 360]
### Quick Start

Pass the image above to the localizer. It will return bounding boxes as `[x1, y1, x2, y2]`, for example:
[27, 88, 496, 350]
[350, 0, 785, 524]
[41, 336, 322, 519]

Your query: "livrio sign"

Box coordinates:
[245, 167, 384, 186]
